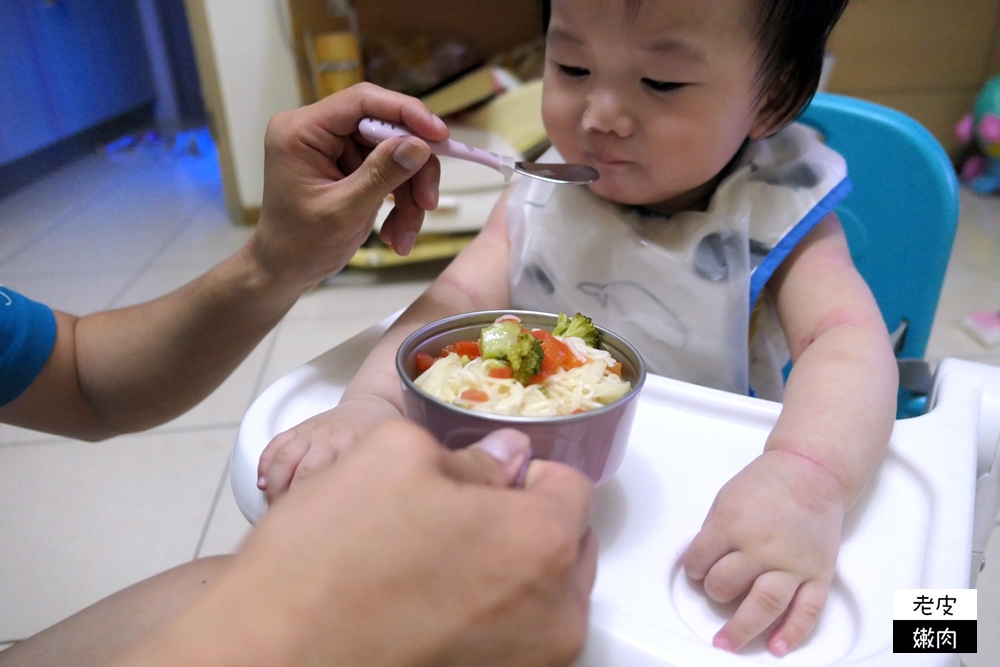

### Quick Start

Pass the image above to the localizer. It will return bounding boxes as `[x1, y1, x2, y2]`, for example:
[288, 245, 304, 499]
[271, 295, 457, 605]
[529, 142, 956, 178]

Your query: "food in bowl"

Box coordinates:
[396, 310, 646, 485]
[412, 313, 632, 417]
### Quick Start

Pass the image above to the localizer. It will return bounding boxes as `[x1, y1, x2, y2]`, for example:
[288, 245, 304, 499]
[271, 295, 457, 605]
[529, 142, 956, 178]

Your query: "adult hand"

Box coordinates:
[682, 450, 844, 656]
[114, 422, 598, 667]
[245, 82, 449, 292]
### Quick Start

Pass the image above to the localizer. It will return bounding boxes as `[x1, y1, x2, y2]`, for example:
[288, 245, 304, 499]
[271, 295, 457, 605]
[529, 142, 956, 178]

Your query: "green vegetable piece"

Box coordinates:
[479, 320, 522, 359]
[479, 319, 544, 384]
[506, 333, 543, 384]
[551, 312, 602, 348]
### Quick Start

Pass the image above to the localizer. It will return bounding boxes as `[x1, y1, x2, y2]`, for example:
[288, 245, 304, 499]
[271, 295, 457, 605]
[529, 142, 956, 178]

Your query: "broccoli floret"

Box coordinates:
[505, 332, 544, 383]
[551, 312, 603, 349]
[479, 320, 544, 383]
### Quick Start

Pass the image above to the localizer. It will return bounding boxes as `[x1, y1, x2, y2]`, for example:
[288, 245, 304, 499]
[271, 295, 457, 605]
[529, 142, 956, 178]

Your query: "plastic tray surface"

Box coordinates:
[232, 319, 975, 667]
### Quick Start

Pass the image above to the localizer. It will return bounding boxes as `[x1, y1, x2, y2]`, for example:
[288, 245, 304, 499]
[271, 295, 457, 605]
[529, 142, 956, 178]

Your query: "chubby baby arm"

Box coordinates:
[685, 214, 897, 655]
[258, 189, 517, 503]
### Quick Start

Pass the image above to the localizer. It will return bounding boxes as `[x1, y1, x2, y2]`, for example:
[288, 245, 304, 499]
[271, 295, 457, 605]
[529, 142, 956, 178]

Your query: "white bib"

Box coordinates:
[508, 123, 851, 400]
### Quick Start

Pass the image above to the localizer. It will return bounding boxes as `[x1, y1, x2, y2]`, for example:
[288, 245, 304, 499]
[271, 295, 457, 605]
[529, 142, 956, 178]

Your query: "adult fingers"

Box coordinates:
[522, 460, 595, 536]
[301, 83, 449, 154]
[336, 136, 433, 223]
[713, 570, 799, 653]
[767, 579, 828, 656]
[409, 154, 441, 212]
[378, 178, 423, 255]
[378, 155, 442, 254]
[702, 551, 759, 604]
[440, 429, 532, 487]
[574, 528, 600, 599]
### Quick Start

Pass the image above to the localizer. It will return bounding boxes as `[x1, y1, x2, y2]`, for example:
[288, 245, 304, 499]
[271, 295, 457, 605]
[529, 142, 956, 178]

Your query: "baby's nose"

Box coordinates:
[582, 92, 635, 137]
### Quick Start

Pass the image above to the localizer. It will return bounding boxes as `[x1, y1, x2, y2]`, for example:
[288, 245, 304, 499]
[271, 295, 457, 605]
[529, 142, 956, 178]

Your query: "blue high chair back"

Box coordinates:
[797, 93, 960, 360]
[797, 94, 960, 416]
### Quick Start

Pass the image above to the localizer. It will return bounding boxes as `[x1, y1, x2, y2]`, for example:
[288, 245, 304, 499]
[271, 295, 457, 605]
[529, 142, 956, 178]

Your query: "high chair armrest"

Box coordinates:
[929, 358, 1000, 586]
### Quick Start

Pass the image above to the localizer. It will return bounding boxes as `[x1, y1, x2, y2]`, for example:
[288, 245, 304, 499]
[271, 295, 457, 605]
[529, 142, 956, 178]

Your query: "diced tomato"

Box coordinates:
[452, 340, 481, 359]
[531, 329, 586, 374]
[489, 365, 513, 379]
[526, 371, 548, 386]
[460, 389, 490, 402]
[439, 340, 481, 359]
[539, 337, 564, 375]
[557, 338, 585, 369]
[415, 352, 436, 373]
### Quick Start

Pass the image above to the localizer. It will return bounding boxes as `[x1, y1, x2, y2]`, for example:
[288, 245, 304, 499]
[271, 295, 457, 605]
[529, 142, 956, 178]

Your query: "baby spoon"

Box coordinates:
[358, 117, 599, 185]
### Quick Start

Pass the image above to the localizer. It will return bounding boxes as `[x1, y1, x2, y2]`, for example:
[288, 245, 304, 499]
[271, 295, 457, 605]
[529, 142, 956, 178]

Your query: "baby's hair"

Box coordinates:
[539, 0, 850, 128]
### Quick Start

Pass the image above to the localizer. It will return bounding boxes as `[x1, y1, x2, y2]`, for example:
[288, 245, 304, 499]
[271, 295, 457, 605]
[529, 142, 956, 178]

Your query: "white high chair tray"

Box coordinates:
[232, 319, 976, 667]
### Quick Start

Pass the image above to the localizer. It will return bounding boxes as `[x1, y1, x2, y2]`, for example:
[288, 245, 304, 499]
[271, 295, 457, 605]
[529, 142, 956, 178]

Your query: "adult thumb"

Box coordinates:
[341, 137, 431, 212]
[450, 429, 532, 489]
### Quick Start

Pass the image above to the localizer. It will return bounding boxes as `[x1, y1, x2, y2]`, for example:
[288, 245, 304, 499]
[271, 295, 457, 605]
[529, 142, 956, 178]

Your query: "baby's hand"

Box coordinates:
[682, 450, 846, 656]
[257, 395, 402, 503]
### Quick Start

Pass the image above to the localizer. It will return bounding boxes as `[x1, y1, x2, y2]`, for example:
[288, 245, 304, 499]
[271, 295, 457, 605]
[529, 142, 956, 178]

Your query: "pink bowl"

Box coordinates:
[396, 310, 646, 485]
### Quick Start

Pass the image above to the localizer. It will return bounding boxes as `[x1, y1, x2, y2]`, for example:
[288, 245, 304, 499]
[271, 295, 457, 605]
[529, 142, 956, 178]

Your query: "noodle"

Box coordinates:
[414, 334, 631, 416]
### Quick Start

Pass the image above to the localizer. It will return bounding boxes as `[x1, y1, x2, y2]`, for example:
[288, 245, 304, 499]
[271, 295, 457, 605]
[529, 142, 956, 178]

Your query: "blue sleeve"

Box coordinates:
[0, 286, 58, 406]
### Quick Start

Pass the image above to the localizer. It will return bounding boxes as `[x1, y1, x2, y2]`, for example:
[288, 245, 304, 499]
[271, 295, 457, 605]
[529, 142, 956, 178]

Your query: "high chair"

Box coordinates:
[798, 93, 961, 420]
[230, 94, 1000, 666]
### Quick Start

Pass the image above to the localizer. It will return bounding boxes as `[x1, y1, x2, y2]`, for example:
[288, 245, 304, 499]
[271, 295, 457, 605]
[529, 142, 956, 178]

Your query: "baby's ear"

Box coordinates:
[750, 96, 797, 140]
[749, 76, 806, 140]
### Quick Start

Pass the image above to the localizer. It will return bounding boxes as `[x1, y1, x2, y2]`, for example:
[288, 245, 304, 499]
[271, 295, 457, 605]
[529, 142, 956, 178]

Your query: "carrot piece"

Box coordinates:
[489, 365, 513, 379]
[415, 352, 436, 373]
[452, 340, 481, 359]
[460, 389, 490, 402]
[606, 362, 623, 378]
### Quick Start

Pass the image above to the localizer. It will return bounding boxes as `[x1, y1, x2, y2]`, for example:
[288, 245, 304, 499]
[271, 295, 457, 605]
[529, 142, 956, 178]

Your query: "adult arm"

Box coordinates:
[0, 84, 449, 440]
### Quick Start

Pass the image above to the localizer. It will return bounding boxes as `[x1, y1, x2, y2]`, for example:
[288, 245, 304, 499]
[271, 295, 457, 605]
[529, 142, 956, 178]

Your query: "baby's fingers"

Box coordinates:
[767, 579, 828, 656]
[702, 551, 758, 604]
[258, 431, 294, 488]
[713, 570, 798, 653]
[262, 433, 313, 504]
[683, 524, 731, 581]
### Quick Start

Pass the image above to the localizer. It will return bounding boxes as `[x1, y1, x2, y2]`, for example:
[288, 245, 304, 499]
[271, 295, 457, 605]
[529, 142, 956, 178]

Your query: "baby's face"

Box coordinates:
[542, 0, 774, 213]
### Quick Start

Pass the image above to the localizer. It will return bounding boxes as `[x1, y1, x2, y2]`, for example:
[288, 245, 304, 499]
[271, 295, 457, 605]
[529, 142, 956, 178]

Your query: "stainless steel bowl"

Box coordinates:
[396, 310, 646, 485]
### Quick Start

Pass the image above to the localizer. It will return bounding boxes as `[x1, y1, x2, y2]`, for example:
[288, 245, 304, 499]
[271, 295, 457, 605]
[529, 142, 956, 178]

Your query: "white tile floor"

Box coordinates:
[1, 141, 999, 662]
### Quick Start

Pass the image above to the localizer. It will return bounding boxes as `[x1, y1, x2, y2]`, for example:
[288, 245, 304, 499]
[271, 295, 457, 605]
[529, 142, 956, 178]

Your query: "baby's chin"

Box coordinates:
[586, 180, 690, 212]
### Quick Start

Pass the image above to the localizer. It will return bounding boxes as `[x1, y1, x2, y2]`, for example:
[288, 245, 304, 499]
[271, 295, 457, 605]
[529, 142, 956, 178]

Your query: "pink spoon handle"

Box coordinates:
[359, 117, 516, 180]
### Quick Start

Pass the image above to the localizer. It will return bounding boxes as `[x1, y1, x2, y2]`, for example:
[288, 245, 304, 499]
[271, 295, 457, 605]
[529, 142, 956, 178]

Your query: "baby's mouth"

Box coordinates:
[587, 152, 632, 167]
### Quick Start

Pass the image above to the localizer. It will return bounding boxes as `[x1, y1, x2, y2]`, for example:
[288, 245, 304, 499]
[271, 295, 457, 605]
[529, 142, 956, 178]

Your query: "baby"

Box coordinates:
[259, 0, 897, 656]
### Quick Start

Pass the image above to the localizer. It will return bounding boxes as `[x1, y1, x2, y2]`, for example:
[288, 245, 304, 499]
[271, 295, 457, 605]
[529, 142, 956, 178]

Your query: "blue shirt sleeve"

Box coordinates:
[0, 286, 57, 406]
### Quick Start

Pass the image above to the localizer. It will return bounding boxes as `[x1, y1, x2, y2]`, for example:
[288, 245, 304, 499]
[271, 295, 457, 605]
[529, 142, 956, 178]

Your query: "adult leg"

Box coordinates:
[0, 556, 232, 667]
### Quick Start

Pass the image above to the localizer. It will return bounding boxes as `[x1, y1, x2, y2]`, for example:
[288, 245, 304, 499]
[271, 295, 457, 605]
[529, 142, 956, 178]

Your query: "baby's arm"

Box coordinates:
[683, 213, 897, 655]
[258, 188, 516, 502]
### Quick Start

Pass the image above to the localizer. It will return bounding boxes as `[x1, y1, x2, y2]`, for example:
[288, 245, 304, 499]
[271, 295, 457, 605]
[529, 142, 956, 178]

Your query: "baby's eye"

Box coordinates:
[557, 64, 590, 79]
[642, 78, 684, 93]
